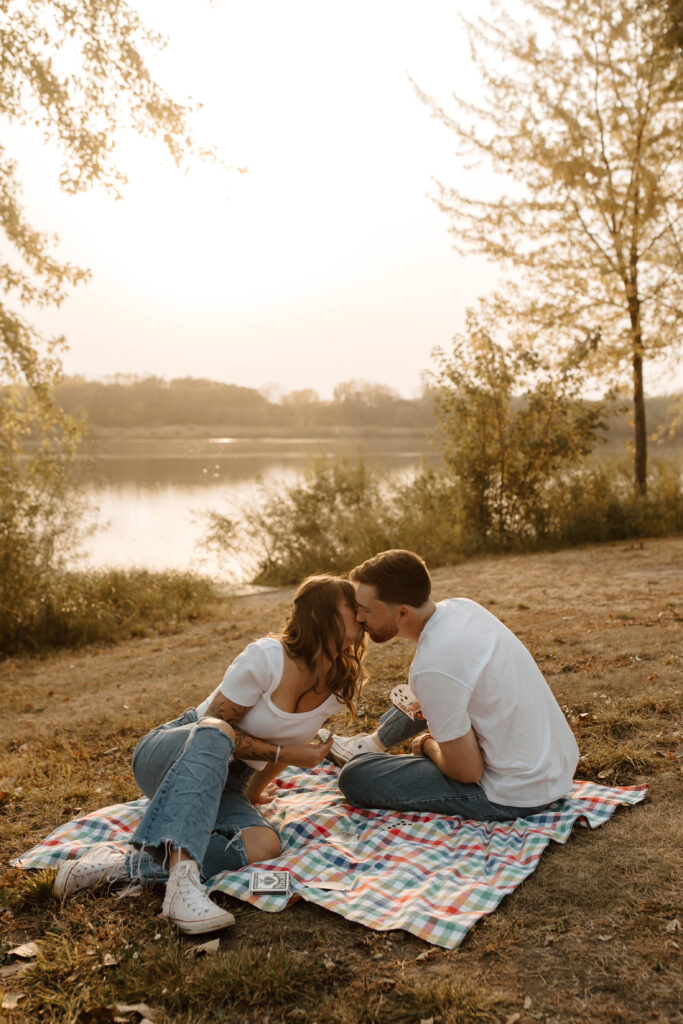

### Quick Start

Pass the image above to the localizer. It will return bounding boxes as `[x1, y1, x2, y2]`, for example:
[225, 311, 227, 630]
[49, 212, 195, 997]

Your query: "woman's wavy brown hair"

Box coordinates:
[279, 575, 367, 717]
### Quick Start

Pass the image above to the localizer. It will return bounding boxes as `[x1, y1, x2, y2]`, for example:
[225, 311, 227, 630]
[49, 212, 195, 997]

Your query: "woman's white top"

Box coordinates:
[196, 637, 345, 769]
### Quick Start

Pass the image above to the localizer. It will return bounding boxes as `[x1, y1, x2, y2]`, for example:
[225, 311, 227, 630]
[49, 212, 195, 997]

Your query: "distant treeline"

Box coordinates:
[52, 374, 682, 443]
[54, 376, 435, 431]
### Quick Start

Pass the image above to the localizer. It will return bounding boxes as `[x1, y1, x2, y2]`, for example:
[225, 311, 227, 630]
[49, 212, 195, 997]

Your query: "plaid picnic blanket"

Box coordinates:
[14, 764, 647, 949]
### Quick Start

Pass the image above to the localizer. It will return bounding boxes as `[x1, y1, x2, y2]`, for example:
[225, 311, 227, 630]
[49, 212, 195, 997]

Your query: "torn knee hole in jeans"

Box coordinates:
[216, 826, 250, 865]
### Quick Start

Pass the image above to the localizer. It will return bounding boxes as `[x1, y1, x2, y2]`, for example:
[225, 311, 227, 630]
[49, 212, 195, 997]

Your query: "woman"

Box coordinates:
[54, 575, 366, 934]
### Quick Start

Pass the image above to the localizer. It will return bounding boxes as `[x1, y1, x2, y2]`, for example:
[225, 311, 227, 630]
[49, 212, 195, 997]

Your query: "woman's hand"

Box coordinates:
[253, 781, 281, 804]
[280, 734, 334, 769]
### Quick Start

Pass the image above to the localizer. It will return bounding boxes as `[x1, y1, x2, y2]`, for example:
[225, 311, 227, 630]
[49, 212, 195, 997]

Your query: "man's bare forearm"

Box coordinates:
[418, 731, 484, 784]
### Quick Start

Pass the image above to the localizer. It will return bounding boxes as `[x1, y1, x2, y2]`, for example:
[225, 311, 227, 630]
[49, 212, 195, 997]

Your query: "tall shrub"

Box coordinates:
[432, 312, 606, 551]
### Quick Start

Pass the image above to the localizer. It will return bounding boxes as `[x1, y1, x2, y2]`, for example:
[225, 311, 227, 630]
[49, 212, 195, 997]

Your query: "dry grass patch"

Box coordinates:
[1, 537, 681, 1024]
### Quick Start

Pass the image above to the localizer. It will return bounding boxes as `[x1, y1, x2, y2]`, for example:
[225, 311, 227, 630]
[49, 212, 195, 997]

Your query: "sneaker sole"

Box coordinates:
[53, 860, 83, 899]
[162, 910, 235, 935]
[53, 846, 127, 899]
[53, 859, 116, 899]
[326, 747, 350, 768]
[317, 728, 350, 768]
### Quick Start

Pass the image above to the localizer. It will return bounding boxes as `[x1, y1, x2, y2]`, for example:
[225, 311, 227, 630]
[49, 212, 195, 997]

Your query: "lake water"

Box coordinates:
[74, 435, 435, 582]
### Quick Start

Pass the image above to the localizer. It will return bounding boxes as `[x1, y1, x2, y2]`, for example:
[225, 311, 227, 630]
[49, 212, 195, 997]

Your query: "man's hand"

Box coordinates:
[410, 733, 432, 756]
[281, 734, 335, 769]
[412, 728, 484, 784]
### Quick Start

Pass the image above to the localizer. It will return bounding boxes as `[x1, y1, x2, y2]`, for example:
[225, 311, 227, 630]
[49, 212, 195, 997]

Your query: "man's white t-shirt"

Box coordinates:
[409, 600, 579, 807]
[196, 637, 345, 769]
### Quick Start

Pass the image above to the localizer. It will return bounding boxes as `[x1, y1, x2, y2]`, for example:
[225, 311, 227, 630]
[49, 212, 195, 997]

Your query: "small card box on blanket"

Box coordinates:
[249, 870, 290, 895]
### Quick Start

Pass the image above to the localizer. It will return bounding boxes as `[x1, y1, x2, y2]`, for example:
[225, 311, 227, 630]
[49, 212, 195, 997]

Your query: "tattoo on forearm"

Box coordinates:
[233, 729, 279, 762]
[205, 693, 249, 724]
[205, 693, 278, 761]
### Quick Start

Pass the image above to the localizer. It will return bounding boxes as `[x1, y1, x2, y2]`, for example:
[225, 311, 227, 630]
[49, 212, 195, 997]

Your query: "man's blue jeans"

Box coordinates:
[123, 709, 279, 884]
[338, 707, 552, 822]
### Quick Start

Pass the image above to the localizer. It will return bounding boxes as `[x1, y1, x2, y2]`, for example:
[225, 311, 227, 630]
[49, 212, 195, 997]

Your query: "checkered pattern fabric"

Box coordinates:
[14, 765, 647, 949]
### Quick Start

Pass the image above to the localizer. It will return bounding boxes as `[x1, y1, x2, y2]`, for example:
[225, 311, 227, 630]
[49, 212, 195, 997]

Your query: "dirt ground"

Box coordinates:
[0, 537, 681, 1023]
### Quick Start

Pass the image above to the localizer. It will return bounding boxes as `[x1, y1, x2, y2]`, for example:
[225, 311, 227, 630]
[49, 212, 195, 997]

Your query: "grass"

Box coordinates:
[0, 568, 220, 657]
[0, 537, 681, 1023]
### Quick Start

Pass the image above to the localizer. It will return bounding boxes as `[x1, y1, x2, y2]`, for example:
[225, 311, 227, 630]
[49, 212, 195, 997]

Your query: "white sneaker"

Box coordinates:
[318, 728, 383, 768]
[53, 842, 128, 899]
[161, 860, 235, 935]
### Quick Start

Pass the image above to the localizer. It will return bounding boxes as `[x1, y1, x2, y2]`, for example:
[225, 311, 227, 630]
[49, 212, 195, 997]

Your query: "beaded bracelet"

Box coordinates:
[418, 733, 434, 756]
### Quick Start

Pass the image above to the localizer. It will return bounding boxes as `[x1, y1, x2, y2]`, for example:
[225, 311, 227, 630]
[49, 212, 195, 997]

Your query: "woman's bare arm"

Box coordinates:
[244, 762, 282, 803]
[204, 692, 334, 768]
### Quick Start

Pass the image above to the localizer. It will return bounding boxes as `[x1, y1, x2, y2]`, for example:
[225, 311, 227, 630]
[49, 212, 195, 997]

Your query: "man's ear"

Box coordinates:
[398, 605, 411, 620]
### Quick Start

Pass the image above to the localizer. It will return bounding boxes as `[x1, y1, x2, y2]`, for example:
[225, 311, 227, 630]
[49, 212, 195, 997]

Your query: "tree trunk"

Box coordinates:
[627, 265, 647, 496]
[632, 348, 647, 496]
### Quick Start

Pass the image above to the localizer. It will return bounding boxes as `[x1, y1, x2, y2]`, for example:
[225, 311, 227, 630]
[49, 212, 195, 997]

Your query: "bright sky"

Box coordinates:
[13, 0, 682, 398]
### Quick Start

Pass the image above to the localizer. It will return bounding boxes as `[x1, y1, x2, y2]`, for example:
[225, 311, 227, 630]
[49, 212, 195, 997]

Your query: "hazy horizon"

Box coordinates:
[10, 0, 683, 399]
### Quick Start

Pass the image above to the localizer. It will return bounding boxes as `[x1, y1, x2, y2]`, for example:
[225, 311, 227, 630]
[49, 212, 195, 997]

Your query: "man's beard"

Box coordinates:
[366, 622, 399, 643]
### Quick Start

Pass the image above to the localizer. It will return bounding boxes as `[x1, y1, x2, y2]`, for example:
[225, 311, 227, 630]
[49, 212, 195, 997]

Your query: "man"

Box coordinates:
[325, 550, 579, 821]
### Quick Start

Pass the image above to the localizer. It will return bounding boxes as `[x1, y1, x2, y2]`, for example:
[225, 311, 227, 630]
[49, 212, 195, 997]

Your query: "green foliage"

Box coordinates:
[544, 456, 683, 546]
[0, 2, 221, 658]
[432, 313, 606, 550]
[1, 0, 213, 395]
[0, 385, 89, 644]
[660, 0, 683, 49]
[418, 0, 683, 493]
[206, 450, 682, 585]
[205, 453, 399, 586]
[0, 567, 217, 657]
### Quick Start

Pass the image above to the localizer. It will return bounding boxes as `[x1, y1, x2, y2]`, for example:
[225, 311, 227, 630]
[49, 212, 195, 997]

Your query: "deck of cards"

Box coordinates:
[390, 683, 424, 720]
[249, 870, 291, 895]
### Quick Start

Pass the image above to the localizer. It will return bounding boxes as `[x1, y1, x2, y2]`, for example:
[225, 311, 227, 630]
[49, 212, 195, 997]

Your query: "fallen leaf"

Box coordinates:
[420, 1018, 434, 1024]
[543, 933, 555, 946]
[102, 953, 118, 967]
[0, 790, 10, 804]
[191, 938, 220, 956]
[115, 1004, 158, 1021]
[505, 1014, 521, 1024]
[115, 884, 143, 900]
[524, 995, 533, 1009]
[9, 941, 39, 959]
[79, 1004, 157, 1023]
[675, 745, 683, 760]
[414, 950, 430, 961]
[0, 961, 37, 980]
[323, 954, 335, 969]
[2, 992, 26, 1010]
[597, 934, 613, 941]
[665, 919, 681, 933]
